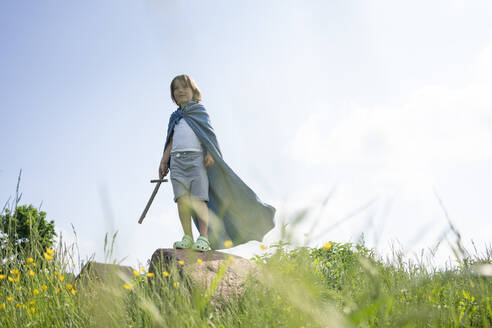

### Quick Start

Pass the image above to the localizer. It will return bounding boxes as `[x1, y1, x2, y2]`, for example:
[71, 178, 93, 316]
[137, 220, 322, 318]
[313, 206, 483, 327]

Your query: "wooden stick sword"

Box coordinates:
[138, 177, 168, 224]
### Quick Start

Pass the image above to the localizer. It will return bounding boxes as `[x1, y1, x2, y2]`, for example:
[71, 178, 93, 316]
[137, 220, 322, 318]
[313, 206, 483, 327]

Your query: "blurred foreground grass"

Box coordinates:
[0, 230, 491, 327]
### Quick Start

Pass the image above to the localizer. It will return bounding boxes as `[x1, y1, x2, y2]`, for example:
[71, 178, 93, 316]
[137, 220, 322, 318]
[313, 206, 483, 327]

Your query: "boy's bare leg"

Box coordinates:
[191, 198, 209, 238]
[177, 194, 193, 238]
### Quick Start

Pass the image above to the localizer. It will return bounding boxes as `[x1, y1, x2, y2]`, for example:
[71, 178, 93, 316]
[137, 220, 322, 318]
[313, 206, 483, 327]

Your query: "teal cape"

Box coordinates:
[164, 101, 276, 250]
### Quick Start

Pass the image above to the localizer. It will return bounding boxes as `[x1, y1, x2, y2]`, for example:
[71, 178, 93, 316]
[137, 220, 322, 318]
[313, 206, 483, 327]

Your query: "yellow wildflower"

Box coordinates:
[22, 304, 28, 309]
[133, 269, 140, 276]
[260, 244, 267, 250]
[146, 273, 154, 278]
[29, 307, 35, 314]
[197, 258, 203, 264]
[178, 260, 184, 265]
[163, 271, 169, 278]
[71, 289, 77, 295]
[59, 275, 64, 282]
[0, 303, 5, 310]
[43, 253, 53, 261]
[29, 270, 35, 277]
[0, 274, 5, 280]
[46, 248, 55, 255]
[66, 284, 73, 290]
[8, 276, 14, 282]
[16, 304, 20, 309]
[13, 276, 20, 282]
[53, 271, 59, 276]
[29, 300, 35, 305]
[10, 269, 20, 275]
[56, 288, 60, 294]
[140, 267, 146, 273]
[27, 258, 34, 263]
[33, 289, 39, 296]
[322, 242, 333, 250]
[7, 297, 13, 302]
[173, 282, 180, 288]
[123, 284, 132, 290]
[224, 240, 233, 248]
[32, 263, 36, 267]
[41, 285, 48, 291]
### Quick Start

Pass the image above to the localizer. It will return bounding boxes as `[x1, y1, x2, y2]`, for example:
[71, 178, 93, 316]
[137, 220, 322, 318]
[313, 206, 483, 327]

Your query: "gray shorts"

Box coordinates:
[170, 151, 209, 203]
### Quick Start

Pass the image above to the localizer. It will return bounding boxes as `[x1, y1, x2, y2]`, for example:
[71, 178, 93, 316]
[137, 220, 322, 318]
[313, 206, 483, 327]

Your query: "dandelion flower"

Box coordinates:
[139, 267, 146, 273]
[22, 304, 28, 309]
[146, 273, 154, 278]
[173, 282, 179, 288]
[29, 307, 35, 314]
[41, 285, 48, 291]
[46, 248, 55, 255]
[13, 276, 20, 282]
[0, 274, 5, 280]
[133, 269, 140, 276]
[59, 275, 65, 282]
[10, 269, 20, 275]
[33, 289, 39, 296]
[29, 270, 35, 277]
[8, 276, 14, 282]
[27, 258, 34, 263]
[123, 284, 132, 290]
[43, 253, 53, 261]
[0, 303, 5, 310]
[260, 244, 267, 250]
[196, 259, 203, 264]
[163, 271, 169, 278]
[224, 240, 233, 248]
[322, 242, 333, 250]
[66, 284, 73, 290]
[178, 260, 184, 265]
[29, 300, 35, 305]
[16, 304, 20, 309]
[71, 289, 76, 295]
[7, 297, 13, 302]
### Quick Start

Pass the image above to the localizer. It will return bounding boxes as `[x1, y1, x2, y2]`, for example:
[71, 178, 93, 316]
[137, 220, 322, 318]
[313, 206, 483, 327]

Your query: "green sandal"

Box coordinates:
[192, 236, 211, 252]
[173, 234, 193, 249]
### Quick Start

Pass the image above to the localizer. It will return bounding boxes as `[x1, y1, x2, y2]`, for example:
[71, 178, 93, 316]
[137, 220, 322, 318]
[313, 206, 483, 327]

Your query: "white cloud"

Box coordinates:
[284, 34, 492, 261]
[288, 33, 492, 181]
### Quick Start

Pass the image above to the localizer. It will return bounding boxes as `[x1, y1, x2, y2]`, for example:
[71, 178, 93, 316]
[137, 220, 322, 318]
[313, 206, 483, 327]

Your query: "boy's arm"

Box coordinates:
[163, 133, 173, 158]
[159, 133, 173, 177]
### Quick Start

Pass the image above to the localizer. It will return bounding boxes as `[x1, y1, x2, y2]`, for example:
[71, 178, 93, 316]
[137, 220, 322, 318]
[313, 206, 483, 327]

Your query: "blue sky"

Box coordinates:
[1, 1, 492, 268]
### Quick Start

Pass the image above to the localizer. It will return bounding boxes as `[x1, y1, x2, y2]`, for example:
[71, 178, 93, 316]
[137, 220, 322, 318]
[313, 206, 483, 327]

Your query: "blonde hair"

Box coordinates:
[170, 74, 202, 105]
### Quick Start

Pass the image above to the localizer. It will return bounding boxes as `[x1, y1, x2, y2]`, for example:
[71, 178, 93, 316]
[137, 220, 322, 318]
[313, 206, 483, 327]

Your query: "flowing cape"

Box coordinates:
[164, 101, 276, 250]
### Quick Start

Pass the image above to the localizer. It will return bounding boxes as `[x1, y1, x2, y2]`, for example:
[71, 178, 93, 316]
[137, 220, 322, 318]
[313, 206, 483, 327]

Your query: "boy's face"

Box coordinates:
[173, 79, 193, 107]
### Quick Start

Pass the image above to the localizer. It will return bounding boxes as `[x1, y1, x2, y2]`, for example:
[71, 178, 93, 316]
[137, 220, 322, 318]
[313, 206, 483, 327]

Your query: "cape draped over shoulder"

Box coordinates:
[164, 101, 276, 250]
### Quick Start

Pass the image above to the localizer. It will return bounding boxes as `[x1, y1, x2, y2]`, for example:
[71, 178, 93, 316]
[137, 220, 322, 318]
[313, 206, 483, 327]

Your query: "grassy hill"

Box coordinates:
[0, 235, 491, 327]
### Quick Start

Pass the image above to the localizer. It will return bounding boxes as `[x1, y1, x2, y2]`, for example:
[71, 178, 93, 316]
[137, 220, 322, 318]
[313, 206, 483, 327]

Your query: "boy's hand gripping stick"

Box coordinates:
[138, 178, 168, 224]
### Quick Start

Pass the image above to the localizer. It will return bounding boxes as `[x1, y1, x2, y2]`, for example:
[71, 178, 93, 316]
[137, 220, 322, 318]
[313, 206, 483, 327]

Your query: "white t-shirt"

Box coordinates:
[171, 119, 202, 153]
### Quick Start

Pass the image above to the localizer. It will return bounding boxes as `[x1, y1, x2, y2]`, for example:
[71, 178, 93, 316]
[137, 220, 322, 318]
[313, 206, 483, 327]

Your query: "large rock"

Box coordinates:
[148, 248, 259, 302]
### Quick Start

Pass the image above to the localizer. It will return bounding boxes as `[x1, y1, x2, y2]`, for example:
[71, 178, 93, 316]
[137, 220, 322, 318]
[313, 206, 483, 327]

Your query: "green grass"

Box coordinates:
[0, 230, 491, 327]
